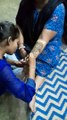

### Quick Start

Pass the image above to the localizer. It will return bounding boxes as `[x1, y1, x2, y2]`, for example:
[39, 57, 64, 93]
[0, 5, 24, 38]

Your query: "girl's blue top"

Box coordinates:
[0, 59, 35, 103]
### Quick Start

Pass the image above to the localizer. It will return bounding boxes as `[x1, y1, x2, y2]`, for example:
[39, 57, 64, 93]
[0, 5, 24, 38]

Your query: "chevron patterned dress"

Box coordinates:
[30, 48, 67, 120]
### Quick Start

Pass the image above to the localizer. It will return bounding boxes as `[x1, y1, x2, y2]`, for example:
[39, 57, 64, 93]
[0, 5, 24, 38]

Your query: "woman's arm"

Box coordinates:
[31, 4, 65, 59]
[31, 29, 57, 59]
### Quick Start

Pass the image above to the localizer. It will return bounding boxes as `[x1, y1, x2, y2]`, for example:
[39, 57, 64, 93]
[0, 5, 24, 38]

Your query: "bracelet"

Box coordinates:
[18, 45, 25, 50]
[37, 39, 47, 46]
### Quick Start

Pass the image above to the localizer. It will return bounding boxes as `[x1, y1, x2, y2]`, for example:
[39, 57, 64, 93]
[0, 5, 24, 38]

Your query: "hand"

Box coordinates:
[23, 53, 36, 69]
[13, 60, 25, 67]
[7, 59, 25, 67]
[20, 53, 36, 79]
[19, 48, 27, 58]
[20, 58, 28, 65]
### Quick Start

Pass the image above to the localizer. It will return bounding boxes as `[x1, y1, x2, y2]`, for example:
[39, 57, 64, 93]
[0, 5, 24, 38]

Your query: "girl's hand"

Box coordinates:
[13, 60, 25, 67]
[20, 58, 28, 65]
[20, 53, 36, 67]
[20, 53, 36, 79]
[7, 59, 25, 67]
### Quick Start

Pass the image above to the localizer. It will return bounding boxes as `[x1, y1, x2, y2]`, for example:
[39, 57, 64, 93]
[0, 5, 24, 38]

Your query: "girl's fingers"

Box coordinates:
[20, 59, 28, 64]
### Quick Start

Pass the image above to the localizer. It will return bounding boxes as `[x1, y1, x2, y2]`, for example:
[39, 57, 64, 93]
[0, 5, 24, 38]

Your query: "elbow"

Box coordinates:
[26, 86, 35, 103]
[13, 86, 35, 103]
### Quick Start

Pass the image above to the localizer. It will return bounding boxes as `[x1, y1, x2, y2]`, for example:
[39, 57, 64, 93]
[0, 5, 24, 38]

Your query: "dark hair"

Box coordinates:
[16, 0, 64, 48]
[0, 21, 20, 42]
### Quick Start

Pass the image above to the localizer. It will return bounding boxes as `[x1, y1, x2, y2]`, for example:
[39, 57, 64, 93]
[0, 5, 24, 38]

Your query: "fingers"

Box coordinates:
[30, 106, 36, 113]
[20, 53, 36, 66]
[20, 57, 29, 63]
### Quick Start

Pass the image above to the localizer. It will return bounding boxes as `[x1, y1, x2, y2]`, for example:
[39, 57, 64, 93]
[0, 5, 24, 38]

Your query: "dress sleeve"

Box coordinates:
[1, 65, 35, 103]
[44, 4, 65, 32]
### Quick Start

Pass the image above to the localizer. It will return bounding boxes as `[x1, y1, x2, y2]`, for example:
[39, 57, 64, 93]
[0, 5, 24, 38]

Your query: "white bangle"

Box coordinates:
[37, 39, 47, 46]
[18, 45, 25, 50]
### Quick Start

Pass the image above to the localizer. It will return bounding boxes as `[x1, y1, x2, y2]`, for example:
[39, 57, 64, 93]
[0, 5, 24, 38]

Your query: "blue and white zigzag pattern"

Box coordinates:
[30, 49, 67, 120]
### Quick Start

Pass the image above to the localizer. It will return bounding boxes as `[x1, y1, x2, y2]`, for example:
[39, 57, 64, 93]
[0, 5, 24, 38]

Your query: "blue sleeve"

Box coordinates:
[44, 4, 65, 32]
[1, 65, 35, 103]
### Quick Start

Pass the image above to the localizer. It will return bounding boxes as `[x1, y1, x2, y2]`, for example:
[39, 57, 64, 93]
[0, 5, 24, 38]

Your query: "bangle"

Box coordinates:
[37, 39, 47, 46]
[18, 45, 25, 50]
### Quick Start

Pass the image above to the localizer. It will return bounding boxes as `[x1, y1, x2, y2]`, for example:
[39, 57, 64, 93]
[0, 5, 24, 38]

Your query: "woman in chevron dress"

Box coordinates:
[16, 0, 65, 112]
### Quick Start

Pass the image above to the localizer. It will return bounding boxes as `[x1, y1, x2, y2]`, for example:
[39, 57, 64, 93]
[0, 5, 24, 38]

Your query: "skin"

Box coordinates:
[31, 29, 57, 59]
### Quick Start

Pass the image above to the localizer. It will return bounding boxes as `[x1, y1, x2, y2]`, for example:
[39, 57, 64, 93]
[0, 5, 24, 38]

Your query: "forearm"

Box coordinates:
[6, 59, 17, 65]
[31, 28, 57, 59]
[31, 38, 48, 59]
[28, 53, 36, 80]
[29, 66, 35, 80]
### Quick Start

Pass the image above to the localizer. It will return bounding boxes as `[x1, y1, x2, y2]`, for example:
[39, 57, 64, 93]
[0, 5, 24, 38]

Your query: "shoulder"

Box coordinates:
[0, 60, 10, 71]
[49, 3, 65, 23]
[53, 3, 65, 15]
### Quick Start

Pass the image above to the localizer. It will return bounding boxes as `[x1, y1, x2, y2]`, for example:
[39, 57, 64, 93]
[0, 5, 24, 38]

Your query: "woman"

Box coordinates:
[16, 0, 65, 111]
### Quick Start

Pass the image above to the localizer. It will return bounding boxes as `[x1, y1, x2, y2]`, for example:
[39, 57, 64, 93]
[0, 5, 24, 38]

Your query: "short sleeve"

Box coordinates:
[44, 4, 65, 32]
[0, 65, 35, 103]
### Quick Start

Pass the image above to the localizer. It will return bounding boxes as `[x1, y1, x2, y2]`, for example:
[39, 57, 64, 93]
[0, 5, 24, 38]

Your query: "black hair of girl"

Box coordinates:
[16, 0, 64, 48]
[0, 21, 20, 42]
